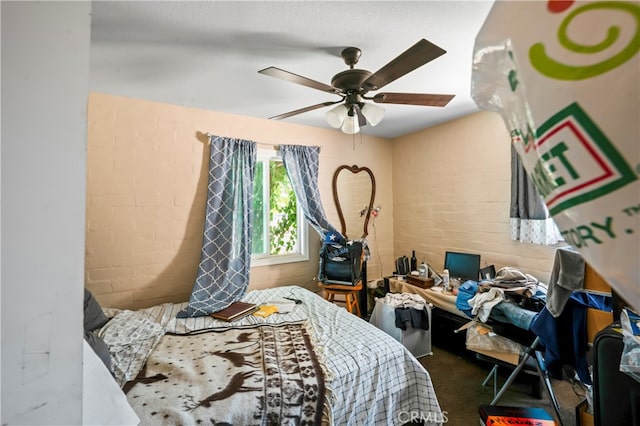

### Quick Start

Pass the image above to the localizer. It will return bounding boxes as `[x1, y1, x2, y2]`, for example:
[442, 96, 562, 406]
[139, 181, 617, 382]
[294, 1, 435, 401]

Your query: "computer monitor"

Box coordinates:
[444, 251, 481, 282]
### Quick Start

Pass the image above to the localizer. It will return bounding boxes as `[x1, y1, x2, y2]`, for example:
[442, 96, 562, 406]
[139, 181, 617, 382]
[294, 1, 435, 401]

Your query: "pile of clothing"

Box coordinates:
[375, 293, 430, 331]
[455, 267, 546, 330]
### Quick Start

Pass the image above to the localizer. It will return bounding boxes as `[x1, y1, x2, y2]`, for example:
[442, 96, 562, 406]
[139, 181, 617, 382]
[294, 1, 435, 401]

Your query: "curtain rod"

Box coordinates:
[204, 133, 323, 151]
[205, 132, 280, 149]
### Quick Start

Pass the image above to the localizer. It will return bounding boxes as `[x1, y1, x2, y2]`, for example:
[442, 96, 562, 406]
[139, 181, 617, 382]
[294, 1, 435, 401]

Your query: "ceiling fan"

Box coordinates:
[258, 39, 455, 134]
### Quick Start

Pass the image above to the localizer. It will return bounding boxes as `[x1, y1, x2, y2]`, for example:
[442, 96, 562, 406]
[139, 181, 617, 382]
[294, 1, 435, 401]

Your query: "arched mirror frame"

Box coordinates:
[332, 164, 376, 240]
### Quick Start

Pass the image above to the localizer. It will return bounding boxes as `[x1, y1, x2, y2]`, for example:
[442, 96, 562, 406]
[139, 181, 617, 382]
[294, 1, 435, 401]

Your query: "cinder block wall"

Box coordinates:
[392, 111, 558, 282]
[86, 93, 394, 309]
[87, 94, 559, 310]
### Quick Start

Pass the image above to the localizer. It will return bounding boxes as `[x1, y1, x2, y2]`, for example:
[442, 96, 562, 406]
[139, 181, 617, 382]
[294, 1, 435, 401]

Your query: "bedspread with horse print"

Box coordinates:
[125, 323, 327, 425]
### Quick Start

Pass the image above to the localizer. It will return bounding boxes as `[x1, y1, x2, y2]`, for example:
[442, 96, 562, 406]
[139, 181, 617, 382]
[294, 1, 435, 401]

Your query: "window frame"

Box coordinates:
[251, 148, 309, 267]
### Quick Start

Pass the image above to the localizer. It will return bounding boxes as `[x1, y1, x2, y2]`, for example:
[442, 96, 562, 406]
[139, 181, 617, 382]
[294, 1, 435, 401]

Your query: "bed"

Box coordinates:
[95, 285, 443, 425]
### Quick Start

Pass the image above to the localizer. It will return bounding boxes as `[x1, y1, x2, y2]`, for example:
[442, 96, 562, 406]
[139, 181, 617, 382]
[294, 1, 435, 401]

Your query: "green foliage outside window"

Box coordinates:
[251, 161, 265, 254]
[251, 158, 298, 256]
[269, 161, 297, 254]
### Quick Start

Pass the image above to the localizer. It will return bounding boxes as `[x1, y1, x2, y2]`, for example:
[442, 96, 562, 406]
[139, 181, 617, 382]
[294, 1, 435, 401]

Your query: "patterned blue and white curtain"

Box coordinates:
[178, 136, 256, 318]
[510, 145, 562, 245]
[280, 145, 338, 239]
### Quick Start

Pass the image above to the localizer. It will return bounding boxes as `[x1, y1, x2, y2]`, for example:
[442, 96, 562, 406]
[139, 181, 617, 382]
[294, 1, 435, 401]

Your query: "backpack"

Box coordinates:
[318, 241, 363, 286]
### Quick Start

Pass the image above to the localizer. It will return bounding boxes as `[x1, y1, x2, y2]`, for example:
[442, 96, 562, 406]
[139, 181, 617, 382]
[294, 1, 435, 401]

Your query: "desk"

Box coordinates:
[389, 277, 535, 357]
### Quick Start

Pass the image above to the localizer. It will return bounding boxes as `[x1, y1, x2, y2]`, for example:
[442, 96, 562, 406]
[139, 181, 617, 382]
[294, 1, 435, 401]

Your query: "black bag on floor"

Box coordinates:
[592, 324, 640, 426]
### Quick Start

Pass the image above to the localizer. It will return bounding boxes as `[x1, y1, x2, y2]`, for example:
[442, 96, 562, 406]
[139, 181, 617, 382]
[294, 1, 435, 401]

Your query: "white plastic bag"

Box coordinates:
[619, 309, 640, 383]
[466, 323, 521, 355]
[471, 1, 640, 312]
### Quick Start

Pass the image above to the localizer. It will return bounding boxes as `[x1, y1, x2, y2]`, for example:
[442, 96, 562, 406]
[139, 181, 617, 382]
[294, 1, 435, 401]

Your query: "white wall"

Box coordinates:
[1, 2, 91, 424]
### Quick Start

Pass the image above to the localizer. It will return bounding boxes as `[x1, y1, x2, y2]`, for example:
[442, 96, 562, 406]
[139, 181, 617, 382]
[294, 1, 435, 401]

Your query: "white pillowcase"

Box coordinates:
[98, 310, 165, 386]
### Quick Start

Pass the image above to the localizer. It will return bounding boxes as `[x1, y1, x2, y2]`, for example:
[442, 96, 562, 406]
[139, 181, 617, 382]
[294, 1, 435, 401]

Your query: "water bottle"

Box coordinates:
[418, 262, 428, 278]
[442, 269, 450, 291]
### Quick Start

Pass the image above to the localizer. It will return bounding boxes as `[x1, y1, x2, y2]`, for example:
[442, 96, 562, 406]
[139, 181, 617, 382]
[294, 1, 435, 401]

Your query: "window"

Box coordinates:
[251, 148, 308, 266]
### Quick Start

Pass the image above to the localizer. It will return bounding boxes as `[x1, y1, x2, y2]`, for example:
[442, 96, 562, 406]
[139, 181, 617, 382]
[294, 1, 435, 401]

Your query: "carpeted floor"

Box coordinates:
[419, 344, 586, 425]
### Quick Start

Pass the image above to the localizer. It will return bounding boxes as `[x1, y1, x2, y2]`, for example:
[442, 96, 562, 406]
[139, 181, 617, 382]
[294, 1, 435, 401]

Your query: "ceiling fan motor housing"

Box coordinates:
[331, 69, 372, 93]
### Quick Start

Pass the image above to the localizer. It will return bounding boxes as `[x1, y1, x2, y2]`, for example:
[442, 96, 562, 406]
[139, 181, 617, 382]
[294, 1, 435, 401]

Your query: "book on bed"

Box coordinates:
[210, 301, 258, 322]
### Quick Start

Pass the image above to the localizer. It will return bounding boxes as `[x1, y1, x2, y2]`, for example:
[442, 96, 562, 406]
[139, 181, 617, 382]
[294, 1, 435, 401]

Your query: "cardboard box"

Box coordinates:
[474, 348, 520, 366]
[575, 399, 594, 426]
[479, 405, 556, 425]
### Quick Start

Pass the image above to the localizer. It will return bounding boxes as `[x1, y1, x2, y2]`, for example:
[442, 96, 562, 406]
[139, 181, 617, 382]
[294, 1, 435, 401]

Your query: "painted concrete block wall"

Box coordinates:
[392, 111, 558, 282]
[1, 2, 90, 424]
[86, 93, 394, 309]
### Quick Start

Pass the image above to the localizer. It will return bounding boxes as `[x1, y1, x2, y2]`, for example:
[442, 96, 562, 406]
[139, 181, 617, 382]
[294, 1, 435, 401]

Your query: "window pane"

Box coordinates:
[251, 152, 307, 265]
[269, 160, 297, 255]
[251, 161, 266, 254]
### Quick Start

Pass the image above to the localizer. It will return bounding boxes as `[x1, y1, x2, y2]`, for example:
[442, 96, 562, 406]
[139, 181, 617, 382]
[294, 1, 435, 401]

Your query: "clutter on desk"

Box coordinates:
[453, 267, 545, 330]
[410, 250, 417, 272]
[480, 266, 539, 296]
[405, 274, 434, 289]
[469, 287, 505, 322]
[473, 266, 547, 314]
[418, 262, 428, 278]
[442, 269, 450, 290]
[395, 255, 410, 276]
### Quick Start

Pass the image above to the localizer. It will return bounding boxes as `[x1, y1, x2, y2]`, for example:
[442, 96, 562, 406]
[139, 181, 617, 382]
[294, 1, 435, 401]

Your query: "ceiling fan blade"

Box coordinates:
[372, 92, 455, 107]
[362, 39, 446, 91]
[269, 101, 340, 120]
[258, 66, 341, 94]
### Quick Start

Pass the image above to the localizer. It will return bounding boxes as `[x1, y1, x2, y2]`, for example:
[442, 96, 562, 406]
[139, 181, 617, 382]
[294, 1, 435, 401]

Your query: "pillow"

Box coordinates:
[84, 330, 113, 373]
[84, 288, 109, 331]
[98, 310, 165, 386]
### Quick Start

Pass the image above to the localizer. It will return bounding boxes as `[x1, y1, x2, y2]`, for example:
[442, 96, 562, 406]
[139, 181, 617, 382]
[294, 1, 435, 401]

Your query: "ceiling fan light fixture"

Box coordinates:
[361, 103, 385, 126]
[341, 115, 360, 134]
[325, 104, 348, 128]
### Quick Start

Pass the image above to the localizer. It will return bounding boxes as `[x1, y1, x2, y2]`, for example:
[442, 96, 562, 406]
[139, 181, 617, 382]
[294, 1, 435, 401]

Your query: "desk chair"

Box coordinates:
[463, 314, 563, 424]
[486, 337, 559, 406]
[476, 350, 542, 399]
[318, 281, 363, 316]
[467, 318, 549, 400]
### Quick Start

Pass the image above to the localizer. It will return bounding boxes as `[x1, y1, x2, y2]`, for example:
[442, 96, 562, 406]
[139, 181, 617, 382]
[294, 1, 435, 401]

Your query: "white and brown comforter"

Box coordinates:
[124, 323, 326, 425]
[105, 286, 443, 425]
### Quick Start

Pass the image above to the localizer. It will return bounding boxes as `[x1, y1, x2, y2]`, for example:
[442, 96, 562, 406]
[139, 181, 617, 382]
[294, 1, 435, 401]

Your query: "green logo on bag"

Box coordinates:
[530, 1, 640, 80]
[514, 103, 637, 215]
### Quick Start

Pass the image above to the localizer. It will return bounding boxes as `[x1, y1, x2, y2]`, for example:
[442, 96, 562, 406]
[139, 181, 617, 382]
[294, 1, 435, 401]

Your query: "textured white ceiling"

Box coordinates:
[90, 0, 495, 139]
